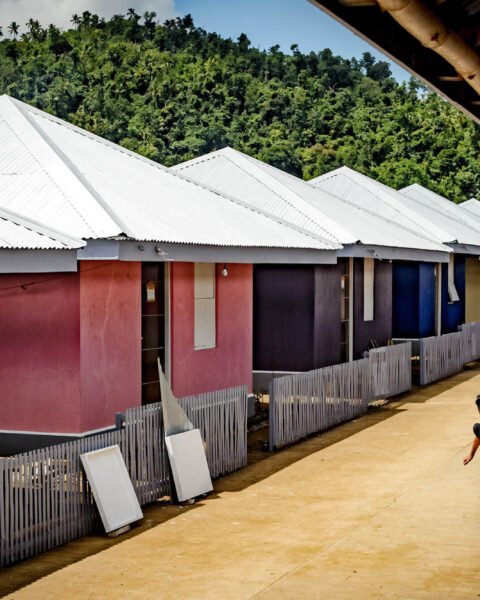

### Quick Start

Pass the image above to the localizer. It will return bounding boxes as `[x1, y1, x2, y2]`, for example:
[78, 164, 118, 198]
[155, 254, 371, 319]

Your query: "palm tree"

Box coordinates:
[81, 11, 92, 27]
[70, 14, 80, 29]
[8, 22, 19, 38]
[127, 7, 139, 21]
[143, 11, 157, 27]
[26, 18, 41, 40]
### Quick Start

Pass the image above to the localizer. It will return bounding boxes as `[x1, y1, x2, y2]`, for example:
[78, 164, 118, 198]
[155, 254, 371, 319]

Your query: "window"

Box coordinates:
[194, 263, 216, 349]
[447, 254, 459, 303]
[363, 257, 374, 321]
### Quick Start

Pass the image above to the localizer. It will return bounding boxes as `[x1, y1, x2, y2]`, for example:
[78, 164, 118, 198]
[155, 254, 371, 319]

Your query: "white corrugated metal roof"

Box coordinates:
[0, 97, 120, 239]
[174, 148, 353, 245]
[0, 96, 335, 251]
[311, 167, 453, 246]
[175, 148, 449, 253]
[459, 198, 480, 219]
[0, 206, 84, 250]
[399, 184, 480, 247]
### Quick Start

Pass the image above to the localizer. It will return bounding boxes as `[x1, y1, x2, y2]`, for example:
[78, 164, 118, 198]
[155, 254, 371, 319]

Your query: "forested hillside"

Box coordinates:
[0, 12, 479, 201]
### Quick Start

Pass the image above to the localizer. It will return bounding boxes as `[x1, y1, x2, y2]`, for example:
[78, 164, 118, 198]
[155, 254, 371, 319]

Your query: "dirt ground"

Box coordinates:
[2, 367, 480, 599]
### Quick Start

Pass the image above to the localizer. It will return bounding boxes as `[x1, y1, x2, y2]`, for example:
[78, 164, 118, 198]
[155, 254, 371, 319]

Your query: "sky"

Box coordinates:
[0, 0, 410, 81]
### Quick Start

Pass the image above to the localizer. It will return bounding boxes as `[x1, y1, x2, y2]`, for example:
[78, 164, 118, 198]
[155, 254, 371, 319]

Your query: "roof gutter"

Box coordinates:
[375, 0, 480, 96]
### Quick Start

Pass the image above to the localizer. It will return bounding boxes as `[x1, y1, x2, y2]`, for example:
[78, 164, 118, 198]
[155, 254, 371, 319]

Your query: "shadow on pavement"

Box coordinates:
[1, 364, 479, 598]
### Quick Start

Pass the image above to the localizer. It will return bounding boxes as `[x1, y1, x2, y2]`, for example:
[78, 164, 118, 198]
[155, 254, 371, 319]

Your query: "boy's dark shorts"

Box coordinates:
[474, 423, 480, 439]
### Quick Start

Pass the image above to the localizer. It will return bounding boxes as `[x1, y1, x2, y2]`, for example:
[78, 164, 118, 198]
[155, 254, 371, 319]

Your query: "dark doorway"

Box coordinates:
[340, 258, 350, 363]
[141, 263, 166, 404]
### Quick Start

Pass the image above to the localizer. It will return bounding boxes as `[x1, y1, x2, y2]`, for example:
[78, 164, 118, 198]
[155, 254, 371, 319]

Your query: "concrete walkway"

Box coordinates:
[4, 368, 480, 599]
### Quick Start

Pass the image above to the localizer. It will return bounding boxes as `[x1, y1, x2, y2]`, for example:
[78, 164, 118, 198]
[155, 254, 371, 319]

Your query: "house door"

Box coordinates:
[141, 263, 167, 404]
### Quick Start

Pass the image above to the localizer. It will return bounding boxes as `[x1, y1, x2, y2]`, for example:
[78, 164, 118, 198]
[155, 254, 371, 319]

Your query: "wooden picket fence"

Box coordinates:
[269, 343, 411, 450]
[0, 385, 247, 568]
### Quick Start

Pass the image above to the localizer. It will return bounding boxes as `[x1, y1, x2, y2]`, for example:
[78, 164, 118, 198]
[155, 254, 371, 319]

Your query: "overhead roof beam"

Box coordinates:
[376, 0, 480, 96]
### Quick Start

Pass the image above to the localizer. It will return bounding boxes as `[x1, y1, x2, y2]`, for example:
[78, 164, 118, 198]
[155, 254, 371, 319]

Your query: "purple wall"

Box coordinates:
[314, 264, 342, 367]
[353, 258, 393, 358]
[253, 264, 342, 372]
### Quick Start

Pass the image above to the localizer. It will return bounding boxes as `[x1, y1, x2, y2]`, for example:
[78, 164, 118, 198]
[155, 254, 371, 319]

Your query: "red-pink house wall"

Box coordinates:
[79, 261, 141, 432]
[170, 262, 253, 397]
[0, 261, 141, 435]
[0, 272, 82, 433]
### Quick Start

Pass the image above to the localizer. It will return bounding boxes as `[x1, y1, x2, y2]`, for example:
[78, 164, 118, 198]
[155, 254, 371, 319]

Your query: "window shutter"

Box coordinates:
[363, 257, 374, 322]
[194, 263, 216, 349]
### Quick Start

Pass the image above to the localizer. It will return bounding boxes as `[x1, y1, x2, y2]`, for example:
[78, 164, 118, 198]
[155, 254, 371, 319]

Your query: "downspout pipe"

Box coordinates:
[376, 0, 480, 95]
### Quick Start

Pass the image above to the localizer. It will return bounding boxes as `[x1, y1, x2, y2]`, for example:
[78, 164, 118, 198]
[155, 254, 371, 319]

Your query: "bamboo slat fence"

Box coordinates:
[180, 386, 248, 478]
[269, 343, 412, 450]
[0, 385, 247, 568]
[269, 358, 370, 450]
[461, 322, 480, 364]
[368, 342, 412, 400]
[419, 331, 466, 385]
[0, 430, 127, 568]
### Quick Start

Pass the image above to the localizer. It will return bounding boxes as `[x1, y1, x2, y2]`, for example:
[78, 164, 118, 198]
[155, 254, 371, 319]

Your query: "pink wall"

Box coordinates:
[170, 262, 253, 397]
[0, 272, 82, 433]
[0, 261, 141, 434]
[80, 261, 141, 432]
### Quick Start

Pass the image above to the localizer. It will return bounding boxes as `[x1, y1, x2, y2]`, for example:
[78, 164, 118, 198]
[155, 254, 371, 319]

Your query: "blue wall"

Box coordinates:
[392, 262, 435, 338]
[441, 255, 465, 334]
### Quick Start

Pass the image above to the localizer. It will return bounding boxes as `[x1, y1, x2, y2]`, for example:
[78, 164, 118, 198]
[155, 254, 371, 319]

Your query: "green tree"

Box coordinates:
[0, 13, 478, 200]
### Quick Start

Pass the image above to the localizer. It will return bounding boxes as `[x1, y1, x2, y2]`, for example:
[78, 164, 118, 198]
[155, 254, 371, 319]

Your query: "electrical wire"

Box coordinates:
[0, 262, 114, 294]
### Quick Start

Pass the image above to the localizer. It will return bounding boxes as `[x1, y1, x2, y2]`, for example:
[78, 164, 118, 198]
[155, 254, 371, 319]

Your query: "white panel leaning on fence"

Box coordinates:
[158, 361, 213, 502]
[80, 445, 143, 534]
[0, 381, 248, 567]
[269, 343, 412, 450]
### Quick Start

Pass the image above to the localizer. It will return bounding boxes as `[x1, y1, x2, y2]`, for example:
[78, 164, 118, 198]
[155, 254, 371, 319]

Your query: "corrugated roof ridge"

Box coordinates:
[15, 105, 337, 250]
[171, 151, 341, 249]
[314, 167, 452, 244]
[0, 99, 100, 238]
[242, 157, 445, 250]
[227, 149, 357, 242]
[305, 176, 448, 251]
[216, 150, 346, 245]
[400, 183, 480, 236]
[336, 172, 450, 247]
[9, 97, 131, 238]
[180, 147, 351, 244]
[0, 205, 84, 248]
[173, 148, 225, 171]
[167, 154, 339, 249]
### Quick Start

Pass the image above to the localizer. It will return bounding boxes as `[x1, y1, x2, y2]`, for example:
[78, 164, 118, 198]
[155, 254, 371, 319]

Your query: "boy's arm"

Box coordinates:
[464, 436, 480, 465]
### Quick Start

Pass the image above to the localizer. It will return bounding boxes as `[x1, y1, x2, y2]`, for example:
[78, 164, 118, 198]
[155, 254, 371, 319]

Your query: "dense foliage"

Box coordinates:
[0, 12, 479, 201]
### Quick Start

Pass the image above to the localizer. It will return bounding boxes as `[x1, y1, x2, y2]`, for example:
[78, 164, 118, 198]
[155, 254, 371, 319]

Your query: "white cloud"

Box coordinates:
[0, 0, 176, 32]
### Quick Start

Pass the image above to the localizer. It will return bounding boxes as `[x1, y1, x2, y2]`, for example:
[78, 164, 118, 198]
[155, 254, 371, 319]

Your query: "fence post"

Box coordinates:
[268, 381, 275, 452]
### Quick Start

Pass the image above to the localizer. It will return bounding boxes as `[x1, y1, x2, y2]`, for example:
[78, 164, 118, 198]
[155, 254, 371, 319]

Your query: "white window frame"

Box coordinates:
[363, 257, 375, 322]
[194, 263, 216, 350]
